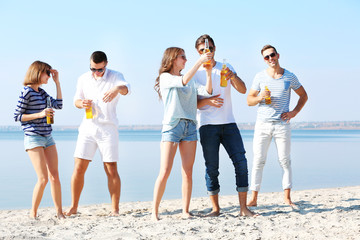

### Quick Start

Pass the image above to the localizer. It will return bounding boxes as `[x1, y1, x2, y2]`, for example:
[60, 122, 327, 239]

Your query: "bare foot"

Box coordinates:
[285, 199, 296, 207]
[64, 207, 78, 216]
[247, 199, 258, 207]
[205, 210, 220, 217]
[29, 210, 38, 219]
[240, 207, 259, 217]
[29, 213, 39, 220]
[181, 212, 193, 219]
[285, 199, 299, 210]
[56, 212, 66, 219]
[151, 213, 160, 221]
[109, 211, 120, 217]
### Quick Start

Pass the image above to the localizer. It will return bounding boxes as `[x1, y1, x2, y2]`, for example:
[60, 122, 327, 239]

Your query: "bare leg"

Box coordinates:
[284, 188, 296, 207]
[239, 192, 258, 217]
[247, 190, 259, 207]
[103, 162, 121, 215]
[44, 145, 65, 219]
[27, 147, 49, 218]
[151, 142, 178, 221]
[179, 141, 196, 219]
[65, 158, 90, 216]
[206, 194, 220, 217]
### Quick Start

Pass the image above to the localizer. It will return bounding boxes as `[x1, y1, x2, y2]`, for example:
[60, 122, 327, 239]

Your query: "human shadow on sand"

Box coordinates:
[157, 198, 360, 218]
[249, 199, 360, 216]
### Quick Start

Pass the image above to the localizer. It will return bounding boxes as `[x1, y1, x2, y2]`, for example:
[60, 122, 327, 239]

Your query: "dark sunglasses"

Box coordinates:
[199, 46, 214, 53]
[90, 67, 105, 73]
[46, 70, 51, 77]
[264, 52, 277, 60]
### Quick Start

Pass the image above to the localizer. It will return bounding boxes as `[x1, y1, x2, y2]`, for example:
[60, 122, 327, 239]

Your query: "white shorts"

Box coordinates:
[74, 124, 119, 163]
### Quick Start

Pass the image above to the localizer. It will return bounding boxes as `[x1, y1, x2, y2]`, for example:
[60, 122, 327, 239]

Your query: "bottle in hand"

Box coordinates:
[203, 38, 212, 67]
[220, 59, 228, 87]
[86, 106, 93, 119]
[265, 86, 271, 104]
[46, 97, 54, 124]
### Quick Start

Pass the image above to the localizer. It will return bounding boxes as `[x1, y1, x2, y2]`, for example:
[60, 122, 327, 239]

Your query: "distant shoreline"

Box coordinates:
[1, 121, 360, 131]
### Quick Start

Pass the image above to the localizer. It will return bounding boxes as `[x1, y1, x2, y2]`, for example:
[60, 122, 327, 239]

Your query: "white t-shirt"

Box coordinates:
[194, 61, 236, 127]
[74, 68, 131, 129]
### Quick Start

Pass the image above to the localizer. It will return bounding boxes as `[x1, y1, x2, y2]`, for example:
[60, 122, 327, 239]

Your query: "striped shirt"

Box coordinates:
[251, 69, 301, 122]
[14, 86, 63, 136]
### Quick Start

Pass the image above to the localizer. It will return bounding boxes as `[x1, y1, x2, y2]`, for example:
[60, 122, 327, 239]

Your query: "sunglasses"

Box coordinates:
[264, 52, 277, 60]
[199, 46, 214, 53]
[46, 69, 51, 77]
[90, 67, 105, 73]
[178, 54, 187, 60]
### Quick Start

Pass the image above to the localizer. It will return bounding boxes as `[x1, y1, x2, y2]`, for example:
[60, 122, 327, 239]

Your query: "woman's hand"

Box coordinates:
[200, 52, 213, 64]
[50, 69, 59, 83]
[40, 108, 54, 118]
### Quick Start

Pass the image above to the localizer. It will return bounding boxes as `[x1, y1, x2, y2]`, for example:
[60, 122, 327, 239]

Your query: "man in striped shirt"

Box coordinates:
[247, 45, 308, 208]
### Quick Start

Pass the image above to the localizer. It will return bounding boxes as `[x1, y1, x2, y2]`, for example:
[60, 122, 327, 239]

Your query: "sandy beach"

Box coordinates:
[0, 186, 359, 239]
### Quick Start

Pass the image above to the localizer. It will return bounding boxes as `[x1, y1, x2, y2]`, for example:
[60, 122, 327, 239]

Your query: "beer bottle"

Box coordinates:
[46, 97, 54, 124]
[203, 39, 211, 67]
[220, 59, 228, 87]
[85, 102, 93, 119]
[265, 86, 271, 105]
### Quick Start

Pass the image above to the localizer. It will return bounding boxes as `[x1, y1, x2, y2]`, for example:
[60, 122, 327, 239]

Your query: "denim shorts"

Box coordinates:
[24, 135, 56, 151]
[161, 119, 198, 143]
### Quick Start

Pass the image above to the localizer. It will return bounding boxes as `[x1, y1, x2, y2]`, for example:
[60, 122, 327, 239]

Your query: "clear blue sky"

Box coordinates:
[1, 0, 359, 126]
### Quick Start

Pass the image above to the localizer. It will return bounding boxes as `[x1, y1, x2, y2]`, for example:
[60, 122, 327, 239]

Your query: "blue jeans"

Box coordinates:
[199, 123, 249, 195]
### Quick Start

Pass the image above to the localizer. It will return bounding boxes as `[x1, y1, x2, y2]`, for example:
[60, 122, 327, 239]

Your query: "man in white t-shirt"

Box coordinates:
[194, 34, 256, 217]
[247, 45, 308, 208]
[65, 51, 130, 216]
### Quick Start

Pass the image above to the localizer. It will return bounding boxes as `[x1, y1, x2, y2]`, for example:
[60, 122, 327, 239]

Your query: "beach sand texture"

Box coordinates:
[0, 186, 359, 239]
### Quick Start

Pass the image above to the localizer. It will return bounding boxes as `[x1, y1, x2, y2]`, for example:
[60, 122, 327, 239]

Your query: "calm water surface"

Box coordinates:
[0, 129, 359, 210]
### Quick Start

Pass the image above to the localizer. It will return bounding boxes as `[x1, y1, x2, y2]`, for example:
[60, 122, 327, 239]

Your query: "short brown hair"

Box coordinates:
[90, 51, 108, 63]
[261, 45, 277, 55]
[23, 61, 52, 86]
[195, 34, 215, 49]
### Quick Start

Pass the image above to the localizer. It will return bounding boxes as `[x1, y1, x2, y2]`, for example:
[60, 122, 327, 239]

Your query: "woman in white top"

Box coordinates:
[152, 47, 213, 220]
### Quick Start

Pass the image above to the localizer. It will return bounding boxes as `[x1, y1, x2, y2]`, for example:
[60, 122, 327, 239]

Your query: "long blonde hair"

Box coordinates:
[154, 47, 184, 100]
[23, 61, 52, 86]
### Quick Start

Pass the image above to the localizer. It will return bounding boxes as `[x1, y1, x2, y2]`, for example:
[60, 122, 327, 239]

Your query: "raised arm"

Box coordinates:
[205, 67, 213, 94]
[182, 52, 212, 86]
[51, 69, 62, 100]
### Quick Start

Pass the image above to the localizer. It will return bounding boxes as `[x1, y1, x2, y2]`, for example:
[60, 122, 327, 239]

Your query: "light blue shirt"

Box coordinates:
[160, 73, 210, 132]
[251, 69, 302, 122]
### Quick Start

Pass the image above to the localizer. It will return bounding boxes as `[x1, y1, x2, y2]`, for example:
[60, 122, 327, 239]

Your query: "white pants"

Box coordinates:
[250, 121, 292, 191]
